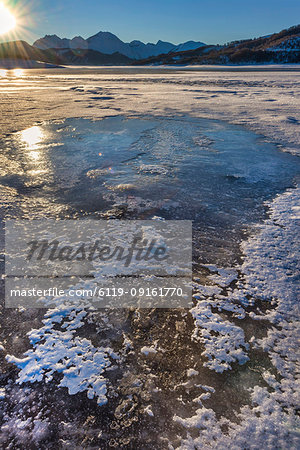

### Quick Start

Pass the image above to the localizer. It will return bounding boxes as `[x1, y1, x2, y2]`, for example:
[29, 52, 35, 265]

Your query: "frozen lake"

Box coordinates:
[0, 68, 299, 449]
[1, 115, 299, 266]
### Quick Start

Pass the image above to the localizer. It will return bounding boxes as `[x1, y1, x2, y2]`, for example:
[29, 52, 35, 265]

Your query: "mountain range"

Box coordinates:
[0, 26, 299, 68]
[134, 25, 300, 65]
[33, 32, 206, 60]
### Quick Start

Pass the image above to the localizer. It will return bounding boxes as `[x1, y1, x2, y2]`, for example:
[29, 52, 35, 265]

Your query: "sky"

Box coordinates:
[2, 0, 300, 45]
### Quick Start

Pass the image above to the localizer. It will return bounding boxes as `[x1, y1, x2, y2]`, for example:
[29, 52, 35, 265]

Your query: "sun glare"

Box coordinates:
[13, 68, 24, 77]
[0, 2, 16, 35]
[20, 126, 44, 150]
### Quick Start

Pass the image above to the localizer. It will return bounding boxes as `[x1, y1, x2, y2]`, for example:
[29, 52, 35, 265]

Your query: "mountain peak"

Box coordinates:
[88, 31, 123, 42]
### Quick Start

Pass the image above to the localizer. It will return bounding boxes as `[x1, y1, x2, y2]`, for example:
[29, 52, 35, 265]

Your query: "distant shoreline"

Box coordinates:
[0, 59, 62, 69]
[0, 63, 299, 72]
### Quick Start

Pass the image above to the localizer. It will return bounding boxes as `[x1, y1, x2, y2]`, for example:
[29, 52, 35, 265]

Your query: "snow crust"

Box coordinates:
[6, 303, 116, 405]
[175, 186, 300, 448]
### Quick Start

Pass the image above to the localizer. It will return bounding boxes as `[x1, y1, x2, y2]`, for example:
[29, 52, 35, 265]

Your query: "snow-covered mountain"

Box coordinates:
[267, 35, 300, 51]
[33, 32, 205, 59]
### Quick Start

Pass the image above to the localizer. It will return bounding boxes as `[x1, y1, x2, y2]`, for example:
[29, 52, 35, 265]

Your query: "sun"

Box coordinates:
[0, 2, 16, 35]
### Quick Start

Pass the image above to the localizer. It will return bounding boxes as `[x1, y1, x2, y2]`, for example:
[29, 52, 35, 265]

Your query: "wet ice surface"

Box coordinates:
[0, 71, 300, 448]
[1, 115, 299, 265]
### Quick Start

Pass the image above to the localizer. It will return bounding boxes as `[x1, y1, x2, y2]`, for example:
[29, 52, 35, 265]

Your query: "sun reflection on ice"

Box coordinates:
[20, 126, 44, 151]
[28, 150, 40, 161]
[28, 169, 47, 175]
[16, 125, 55, 186]
[13, 69, 24, 77]
[19, 126, 47, 170]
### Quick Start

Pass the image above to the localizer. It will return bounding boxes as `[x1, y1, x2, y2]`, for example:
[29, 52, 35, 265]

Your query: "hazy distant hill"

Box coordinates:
[0, 40, 133, 67]
[134, 25, 300, 65]
[0, 40, 52, 61]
